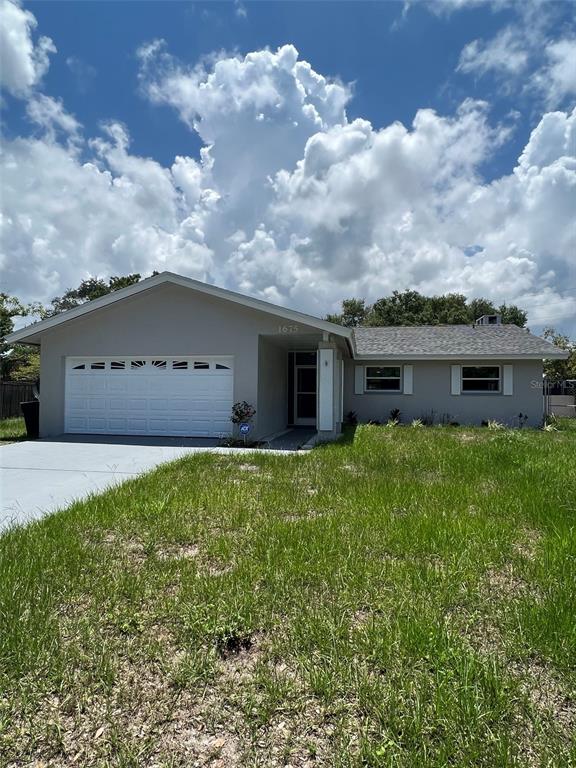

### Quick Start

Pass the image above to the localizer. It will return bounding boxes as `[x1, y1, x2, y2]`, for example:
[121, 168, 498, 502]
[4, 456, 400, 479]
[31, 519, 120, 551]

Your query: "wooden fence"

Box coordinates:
[0, 381, 37, 419]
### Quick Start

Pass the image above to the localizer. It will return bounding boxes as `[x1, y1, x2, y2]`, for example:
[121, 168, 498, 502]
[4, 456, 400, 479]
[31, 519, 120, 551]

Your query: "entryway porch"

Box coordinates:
[257, 332, 346, 441]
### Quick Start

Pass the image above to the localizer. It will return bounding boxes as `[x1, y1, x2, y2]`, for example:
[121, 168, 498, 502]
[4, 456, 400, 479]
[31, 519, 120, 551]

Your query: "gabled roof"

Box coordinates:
[352, 324, 568, 360]
[6, 271, 352, 345]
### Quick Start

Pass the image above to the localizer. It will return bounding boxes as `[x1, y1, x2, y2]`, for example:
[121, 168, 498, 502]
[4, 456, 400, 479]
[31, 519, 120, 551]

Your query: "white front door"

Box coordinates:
[65, 356, 233, 437]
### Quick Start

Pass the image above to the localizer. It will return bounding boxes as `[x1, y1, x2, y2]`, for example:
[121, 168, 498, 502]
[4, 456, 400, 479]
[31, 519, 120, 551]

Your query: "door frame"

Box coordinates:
[293, 360, 317, 426]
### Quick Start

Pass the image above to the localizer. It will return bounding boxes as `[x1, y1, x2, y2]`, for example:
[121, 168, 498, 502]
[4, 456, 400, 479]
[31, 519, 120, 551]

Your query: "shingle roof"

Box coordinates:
[352, 325, 568, 359]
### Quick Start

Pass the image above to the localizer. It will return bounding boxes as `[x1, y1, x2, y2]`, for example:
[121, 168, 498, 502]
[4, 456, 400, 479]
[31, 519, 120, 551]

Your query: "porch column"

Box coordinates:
[318, 347, 335, 432]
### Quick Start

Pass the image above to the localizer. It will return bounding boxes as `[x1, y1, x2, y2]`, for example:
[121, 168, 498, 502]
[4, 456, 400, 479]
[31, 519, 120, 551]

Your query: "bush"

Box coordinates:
[231, 401, 256, 425]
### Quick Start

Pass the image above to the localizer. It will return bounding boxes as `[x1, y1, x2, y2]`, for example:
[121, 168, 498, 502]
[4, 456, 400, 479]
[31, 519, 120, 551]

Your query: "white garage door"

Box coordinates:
[65, 356, 234, 437]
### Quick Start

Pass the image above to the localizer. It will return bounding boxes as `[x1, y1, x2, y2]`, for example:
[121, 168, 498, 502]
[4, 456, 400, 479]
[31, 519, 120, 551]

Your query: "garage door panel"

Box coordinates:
[108, 379, 130, 393]
[108, 418, 128, 432]
[65, 356, 234, 437]
[87, 416, 108, 430]
[88, 399, 107, 411]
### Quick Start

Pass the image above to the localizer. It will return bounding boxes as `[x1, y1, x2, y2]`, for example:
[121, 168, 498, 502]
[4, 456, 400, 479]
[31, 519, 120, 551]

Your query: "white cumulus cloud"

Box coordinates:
[0, 0, 55, 97]
[1, 40, 575, 334]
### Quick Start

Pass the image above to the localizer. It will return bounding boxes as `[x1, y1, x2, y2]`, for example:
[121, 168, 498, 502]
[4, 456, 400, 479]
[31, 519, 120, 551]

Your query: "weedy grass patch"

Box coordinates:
[0, 417, 27, 444]
[0, 425, 575, 767]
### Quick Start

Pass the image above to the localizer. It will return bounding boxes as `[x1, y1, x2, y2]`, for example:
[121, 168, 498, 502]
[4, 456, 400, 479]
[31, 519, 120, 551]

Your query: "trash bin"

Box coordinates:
[21, 400, 39, 439]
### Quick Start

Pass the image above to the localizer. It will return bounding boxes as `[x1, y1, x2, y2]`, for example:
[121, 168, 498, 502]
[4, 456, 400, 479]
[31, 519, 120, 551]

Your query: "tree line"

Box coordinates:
[325, 291, 528, 328]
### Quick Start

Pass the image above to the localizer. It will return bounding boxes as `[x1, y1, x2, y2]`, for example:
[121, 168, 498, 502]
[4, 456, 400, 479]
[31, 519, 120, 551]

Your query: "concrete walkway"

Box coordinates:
[0, 432, 310, 532]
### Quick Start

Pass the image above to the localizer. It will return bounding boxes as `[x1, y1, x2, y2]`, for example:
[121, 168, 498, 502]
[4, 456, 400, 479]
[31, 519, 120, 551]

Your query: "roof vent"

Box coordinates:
[475, 314, 502, 326]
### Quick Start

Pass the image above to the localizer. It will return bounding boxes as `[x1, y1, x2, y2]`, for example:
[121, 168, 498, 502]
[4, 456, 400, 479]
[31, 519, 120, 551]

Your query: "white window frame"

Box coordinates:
[364, 365, 402, 393]
[461, 364, 501, 394]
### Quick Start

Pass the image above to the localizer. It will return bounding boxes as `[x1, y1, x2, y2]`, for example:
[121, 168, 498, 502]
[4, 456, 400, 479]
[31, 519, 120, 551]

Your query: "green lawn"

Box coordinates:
[1, 424, 575, 767]
[0, 416, 27, 443]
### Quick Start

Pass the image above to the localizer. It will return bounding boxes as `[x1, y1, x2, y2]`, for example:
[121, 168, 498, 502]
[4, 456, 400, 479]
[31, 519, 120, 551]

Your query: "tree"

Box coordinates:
[46, 273, 142, 316]
[326, 298, 369, 327]
[326, 290, 528, 328]
[497, 304, 528, 327]
[0, 294, 41, 380]
[542, 328, 576, 381]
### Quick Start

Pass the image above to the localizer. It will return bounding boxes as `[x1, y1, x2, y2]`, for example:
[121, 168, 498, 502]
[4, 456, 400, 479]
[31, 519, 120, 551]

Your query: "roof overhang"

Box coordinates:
[6, 272, 352, 345]
[354, 352, 569, 360]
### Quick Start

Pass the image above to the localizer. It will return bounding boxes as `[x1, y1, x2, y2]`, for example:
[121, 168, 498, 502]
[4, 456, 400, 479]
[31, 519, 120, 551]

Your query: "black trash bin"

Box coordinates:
[21, 400, 39, 439]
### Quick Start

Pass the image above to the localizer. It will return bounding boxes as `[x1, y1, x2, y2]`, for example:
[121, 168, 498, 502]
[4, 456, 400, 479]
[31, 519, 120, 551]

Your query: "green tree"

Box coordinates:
[542, 328, 576, 381]
[326, 298, 369, 327]
[0, 294, 41, 380]
[327, 290, 528, 328]
[497, 304, 528, 327]
[47, 273, 142, 316]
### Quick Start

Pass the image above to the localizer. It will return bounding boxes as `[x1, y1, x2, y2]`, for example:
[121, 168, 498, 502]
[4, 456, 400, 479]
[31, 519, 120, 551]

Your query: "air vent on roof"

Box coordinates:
[475, 314, 502, 326]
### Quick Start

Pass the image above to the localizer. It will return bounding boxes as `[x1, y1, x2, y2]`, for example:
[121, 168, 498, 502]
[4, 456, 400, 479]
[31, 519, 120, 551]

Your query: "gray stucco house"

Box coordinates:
[7, 272, 567, 439]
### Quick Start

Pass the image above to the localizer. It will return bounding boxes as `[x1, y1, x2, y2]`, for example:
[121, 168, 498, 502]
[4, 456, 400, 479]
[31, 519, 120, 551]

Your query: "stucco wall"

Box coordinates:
[38, 283, 321, 437]
[257, 337, 288, 438]
[344, 359, 544, 427]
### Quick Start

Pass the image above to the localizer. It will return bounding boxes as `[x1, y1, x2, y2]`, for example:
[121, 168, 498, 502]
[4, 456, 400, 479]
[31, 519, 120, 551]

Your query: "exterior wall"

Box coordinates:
[344, 359, 544, 427]
[38, 283, 321, 438]
[257, 337, 288, 438]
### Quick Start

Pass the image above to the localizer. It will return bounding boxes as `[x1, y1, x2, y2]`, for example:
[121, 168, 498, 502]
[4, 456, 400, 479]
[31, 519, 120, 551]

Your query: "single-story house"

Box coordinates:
[7, 272, 568, 439]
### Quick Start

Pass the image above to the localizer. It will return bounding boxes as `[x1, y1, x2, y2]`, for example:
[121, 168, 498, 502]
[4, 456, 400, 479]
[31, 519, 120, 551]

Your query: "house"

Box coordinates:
[6, 272, 567, 439]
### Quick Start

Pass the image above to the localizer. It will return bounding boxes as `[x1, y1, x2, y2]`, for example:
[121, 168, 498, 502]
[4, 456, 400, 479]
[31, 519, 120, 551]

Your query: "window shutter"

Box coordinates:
[403, 364, 413, 395]
[503, 364, 513, 395]
[354, 366, 364, 394]
[451, 365, 461, 395]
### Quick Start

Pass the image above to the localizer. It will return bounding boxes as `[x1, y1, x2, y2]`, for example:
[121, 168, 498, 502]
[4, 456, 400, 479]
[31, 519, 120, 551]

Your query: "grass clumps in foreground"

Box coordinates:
[1, 425, 575, 767]
[0, 416, 26, 443]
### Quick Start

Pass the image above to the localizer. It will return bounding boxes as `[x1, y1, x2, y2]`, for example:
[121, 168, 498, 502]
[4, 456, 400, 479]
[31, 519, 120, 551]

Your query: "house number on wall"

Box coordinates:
[278, 324, 300, 334]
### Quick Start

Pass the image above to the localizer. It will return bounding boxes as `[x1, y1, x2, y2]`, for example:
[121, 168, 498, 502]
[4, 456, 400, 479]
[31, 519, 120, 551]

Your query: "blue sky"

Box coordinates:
[1, 0, 575, 333]
[13, 1, 534, 171]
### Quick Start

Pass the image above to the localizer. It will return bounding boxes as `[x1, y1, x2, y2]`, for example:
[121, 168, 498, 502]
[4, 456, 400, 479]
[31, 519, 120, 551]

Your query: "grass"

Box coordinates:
[0, 424, 575, 767]
[0, 416, 27, 443]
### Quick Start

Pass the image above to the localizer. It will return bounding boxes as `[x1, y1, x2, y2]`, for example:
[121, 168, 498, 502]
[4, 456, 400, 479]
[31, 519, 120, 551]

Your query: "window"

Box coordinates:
[172, 360, 188, 370]
[90, 361, 105, 370]
[365, 366, 401, 391]
[193, 361, 210, 370]
[110, 361, 125, 370]
[461, 366, 500, 393]
[215, 363, 230, 370]
[72, 363, 85, 370]
[152, 360, 167, 369]
[295, 352, 317, 366]
[131, 360, 146, 369]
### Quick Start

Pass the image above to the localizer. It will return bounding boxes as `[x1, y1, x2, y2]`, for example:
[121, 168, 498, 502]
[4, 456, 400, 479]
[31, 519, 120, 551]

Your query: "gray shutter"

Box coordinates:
[503, 364, 513, 395]
[451, 365, 461, 395]
[354, 365, 364, 394]
[403, 364, 413, 395]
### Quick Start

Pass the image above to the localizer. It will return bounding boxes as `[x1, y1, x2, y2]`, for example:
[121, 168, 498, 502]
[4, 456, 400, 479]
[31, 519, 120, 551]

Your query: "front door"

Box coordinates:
[294, 362, 317, 425]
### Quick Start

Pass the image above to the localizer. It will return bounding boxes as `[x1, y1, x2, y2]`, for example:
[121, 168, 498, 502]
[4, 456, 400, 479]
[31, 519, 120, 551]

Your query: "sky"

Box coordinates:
[1, 0, 575, 335]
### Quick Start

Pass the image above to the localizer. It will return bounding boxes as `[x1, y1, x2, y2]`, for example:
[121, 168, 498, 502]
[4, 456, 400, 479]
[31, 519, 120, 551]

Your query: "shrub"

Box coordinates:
[231, 401, 256, 425]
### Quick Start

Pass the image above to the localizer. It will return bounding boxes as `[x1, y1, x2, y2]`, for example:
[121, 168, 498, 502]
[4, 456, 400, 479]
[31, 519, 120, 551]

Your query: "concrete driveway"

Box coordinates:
[0, 433, 306, 532]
